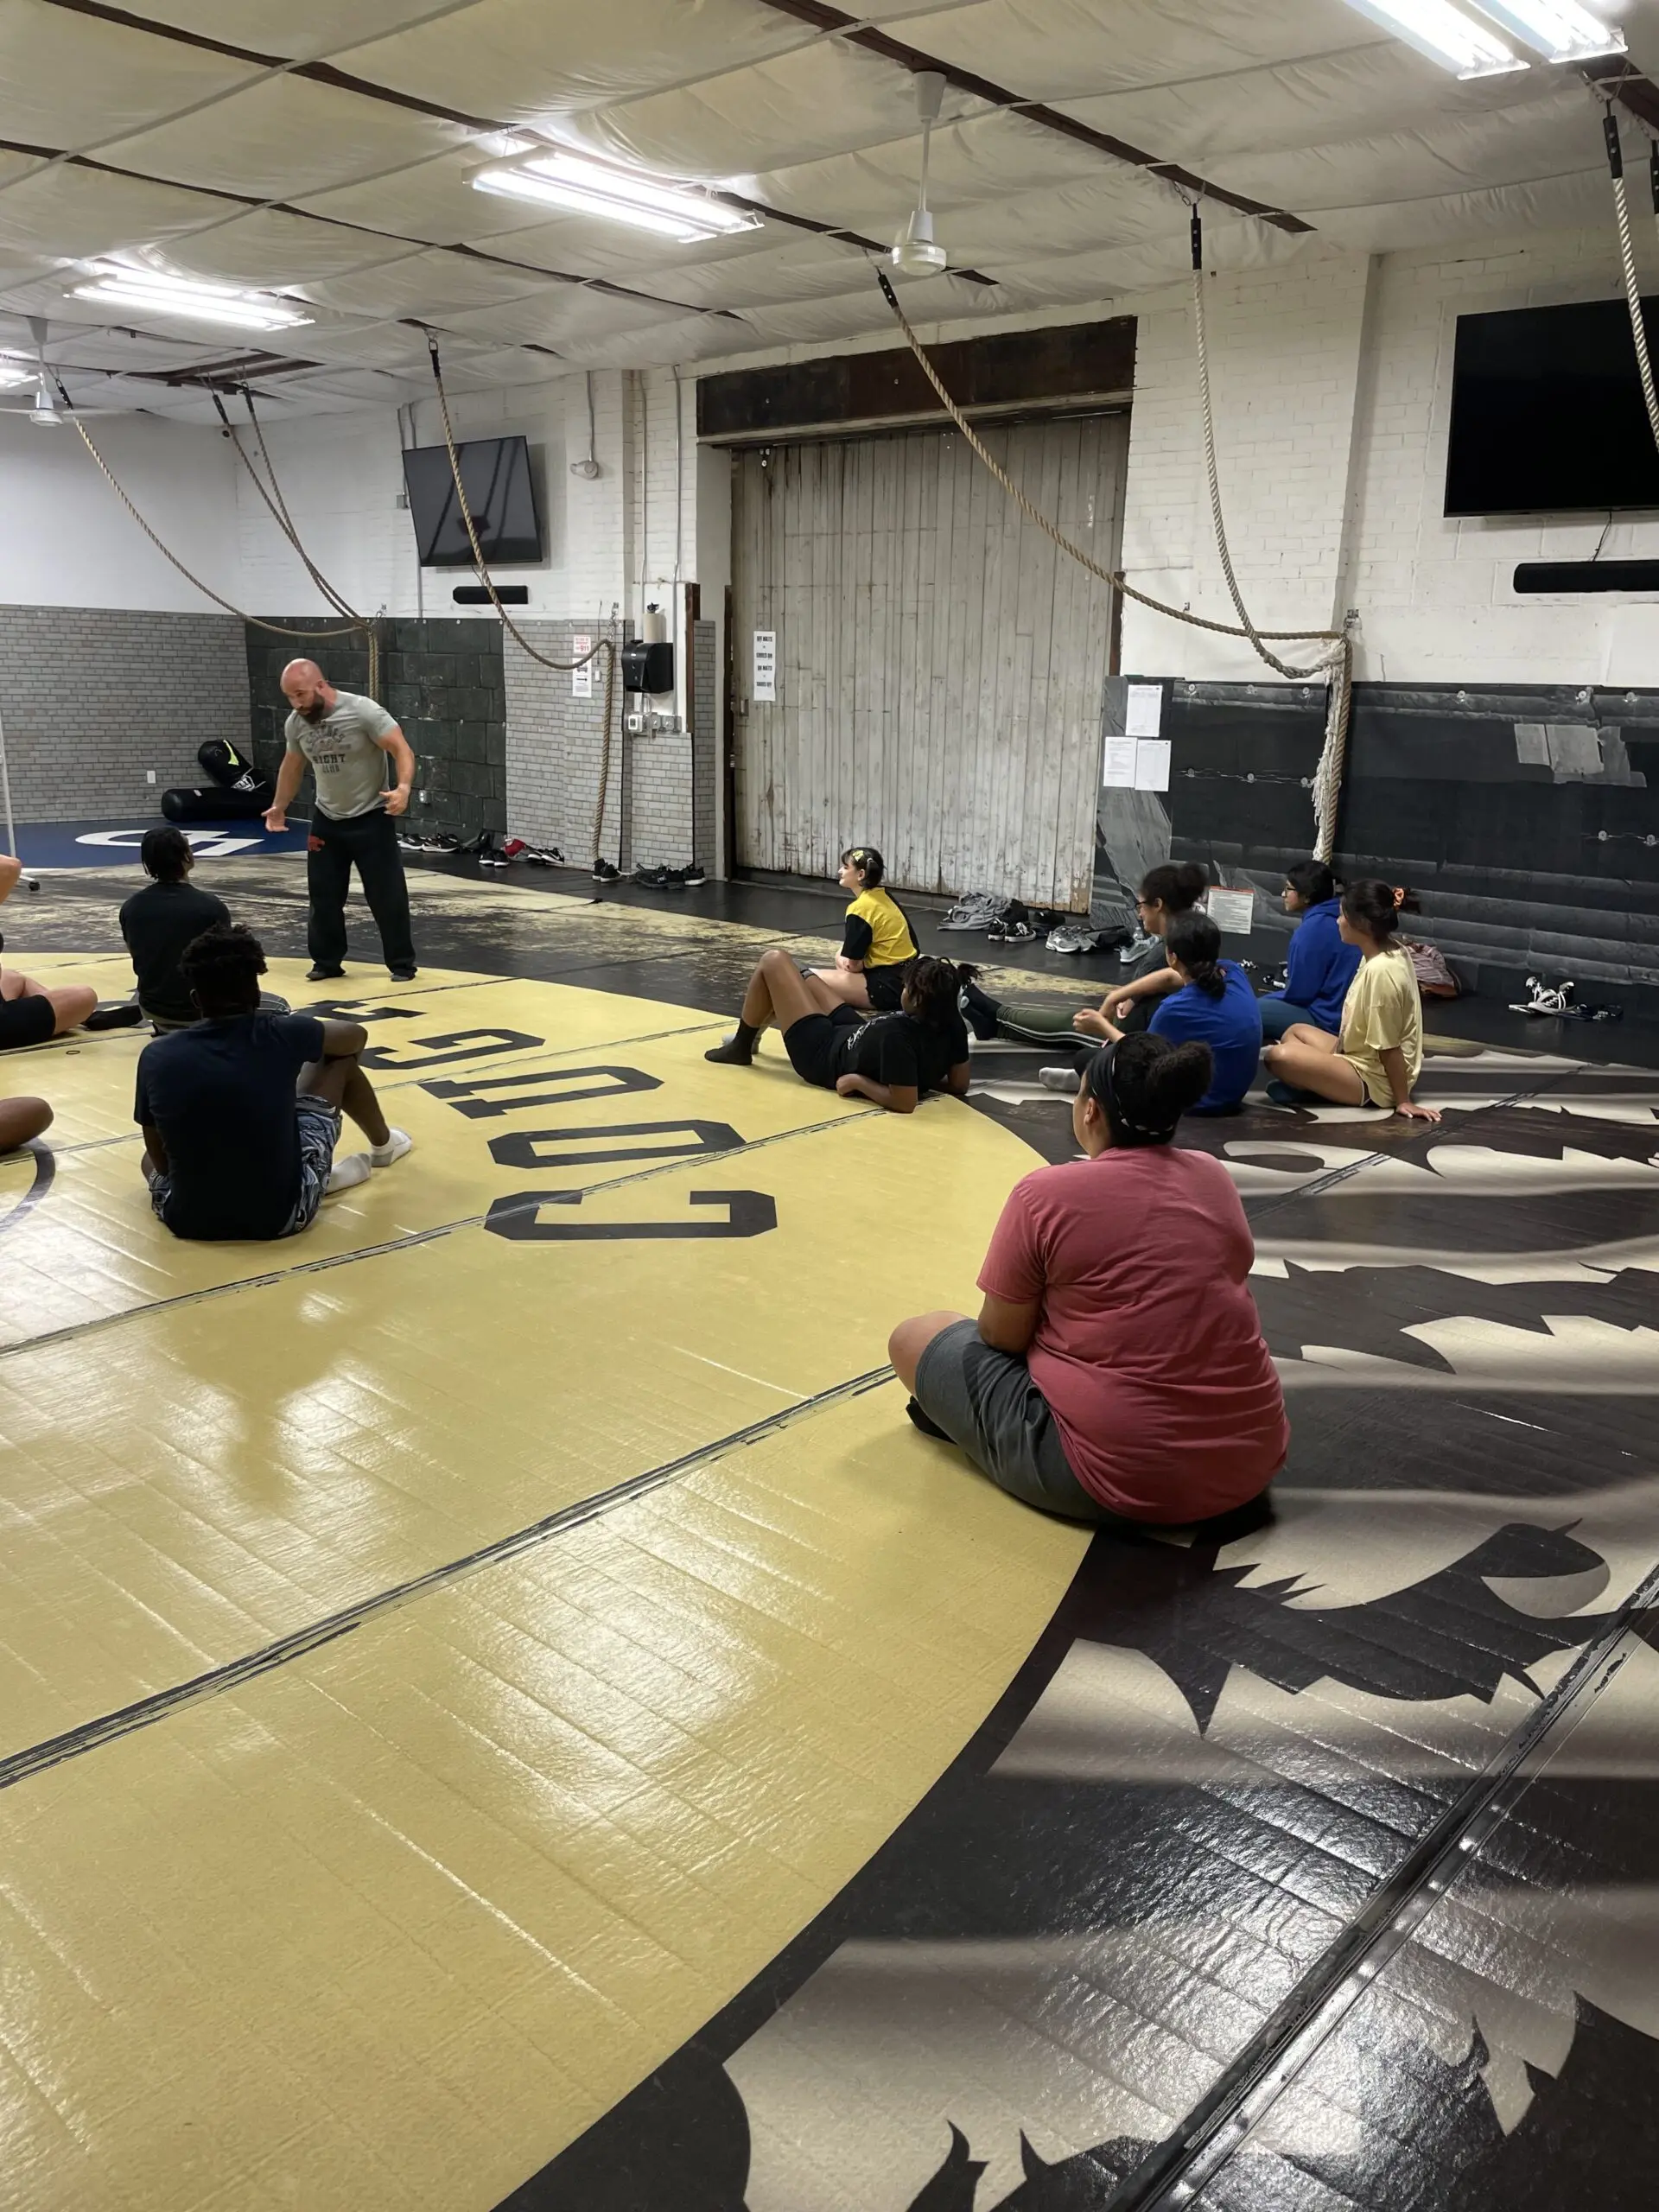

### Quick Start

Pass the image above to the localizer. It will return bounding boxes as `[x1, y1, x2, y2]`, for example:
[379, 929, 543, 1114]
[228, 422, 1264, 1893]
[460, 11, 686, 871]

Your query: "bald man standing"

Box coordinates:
[264, 661, 418, 982]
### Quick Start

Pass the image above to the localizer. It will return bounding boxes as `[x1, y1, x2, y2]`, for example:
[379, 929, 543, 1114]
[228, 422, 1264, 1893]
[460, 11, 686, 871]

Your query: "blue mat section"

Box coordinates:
[8, 819, 310, 870]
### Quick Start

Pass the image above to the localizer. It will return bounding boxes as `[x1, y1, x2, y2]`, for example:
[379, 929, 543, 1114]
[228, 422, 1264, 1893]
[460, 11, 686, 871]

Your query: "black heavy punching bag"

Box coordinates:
[162, 739, 276, 823]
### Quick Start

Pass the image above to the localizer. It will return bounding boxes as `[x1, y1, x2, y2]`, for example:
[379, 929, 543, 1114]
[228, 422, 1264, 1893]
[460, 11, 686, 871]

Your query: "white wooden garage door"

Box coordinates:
[730, 411, 1126, 907]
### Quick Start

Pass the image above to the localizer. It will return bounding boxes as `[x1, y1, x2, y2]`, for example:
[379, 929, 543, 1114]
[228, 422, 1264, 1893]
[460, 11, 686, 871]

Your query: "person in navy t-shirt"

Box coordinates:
[1258, 859, 1361, 1042]
[1142, 911, 1262, 1114]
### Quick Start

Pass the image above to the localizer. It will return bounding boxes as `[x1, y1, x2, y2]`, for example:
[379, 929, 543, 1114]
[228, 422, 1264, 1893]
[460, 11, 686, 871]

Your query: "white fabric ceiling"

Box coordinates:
[0, 0, 1645, 419]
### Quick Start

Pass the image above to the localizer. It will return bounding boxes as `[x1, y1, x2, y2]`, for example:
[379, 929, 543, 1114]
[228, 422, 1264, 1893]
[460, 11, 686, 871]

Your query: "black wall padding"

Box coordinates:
[1160, 677, 1659, 1005]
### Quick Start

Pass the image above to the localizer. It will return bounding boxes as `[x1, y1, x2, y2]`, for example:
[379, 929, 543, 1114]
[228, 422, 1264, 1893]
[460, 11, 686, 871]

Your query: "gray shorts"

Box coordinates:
[146, 1095, 340, 1239]
[913, 1319, 1116, 1524]
[912, 1319, 1278, 1537]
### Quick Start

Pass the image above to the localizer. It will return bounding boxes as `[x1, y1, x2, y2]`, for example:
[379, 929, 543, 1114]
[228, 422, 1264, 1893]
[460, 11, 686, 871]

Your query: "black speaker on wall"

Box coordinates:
[452, 583, 530, 606]
[1514, 561, 1659, 594]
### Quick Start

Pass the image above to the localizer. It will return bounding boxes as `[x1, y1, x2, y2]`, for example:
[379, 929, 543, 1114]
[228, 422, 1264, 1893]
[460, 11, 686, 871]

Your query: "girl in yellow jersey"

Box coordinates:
[808, 846, 920, 1013]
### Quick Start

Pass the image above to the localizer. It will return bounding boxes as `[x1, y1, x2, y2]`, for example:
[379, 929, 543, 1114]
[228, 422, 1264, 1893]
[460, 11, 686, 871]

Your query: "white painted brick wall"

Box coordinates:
[1345, 222, 1659, 686]
[1117, 252, 1374, 682]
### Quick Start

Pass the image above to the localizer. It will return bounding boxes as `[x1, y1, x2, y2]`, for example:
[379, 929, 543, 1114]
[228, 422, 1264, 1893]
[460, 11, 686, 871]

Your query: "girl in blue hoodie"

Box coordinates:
[1258, 860, 1361, 1042]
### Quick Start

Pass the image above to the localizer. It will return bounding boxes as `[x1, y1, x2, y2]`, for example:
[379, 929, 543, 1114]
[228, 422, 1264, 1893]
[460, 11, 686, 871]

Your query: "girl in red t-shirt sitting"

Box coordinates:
[889, 1032, 1287, 1533]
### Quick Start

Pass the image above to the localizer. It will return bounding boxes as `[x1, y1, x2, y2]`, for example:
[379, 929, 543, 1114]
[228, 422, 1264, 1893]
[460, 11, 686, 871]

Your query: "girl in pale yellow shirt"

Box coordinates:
[1262, 880, 1440, 1122]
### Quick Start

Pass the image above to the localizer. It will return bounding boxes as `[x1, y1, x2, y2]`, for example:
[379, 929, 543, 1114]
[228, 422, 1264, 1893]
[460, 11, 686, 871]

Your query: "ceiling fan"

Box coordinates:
[0, 316, 129, 426]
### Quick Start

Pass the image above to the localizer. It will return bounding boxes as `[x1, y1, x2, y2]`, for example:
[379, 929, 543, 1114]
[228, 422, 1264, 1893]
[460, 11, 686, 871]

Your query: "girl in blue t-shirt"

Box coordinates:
[1259, 858, 1362, 1042]
[1140, 912, 1263, 1114]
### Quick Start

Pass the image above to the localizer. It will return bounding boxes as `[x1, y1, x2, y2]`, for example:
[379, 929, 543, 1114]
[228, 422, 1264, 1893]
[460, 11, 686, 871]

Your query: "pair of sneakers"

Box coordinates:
[327, 1126, 414, 1194]
[636, 863, 709, 889]
[940, 891, 1007, 932]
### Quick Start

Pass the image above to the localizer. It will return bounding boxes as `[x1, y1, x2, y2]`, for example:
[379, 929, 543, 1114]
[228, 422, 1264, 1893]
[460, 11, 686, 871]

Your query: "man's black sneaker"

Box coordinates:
[636, 865, 671, 888]
[682, 862, 707, 887]
[82, 1001, 144, 1031]
[388, 967, 418, 982]
[307, 964, 346, 982]
[593, 858, 621, 883]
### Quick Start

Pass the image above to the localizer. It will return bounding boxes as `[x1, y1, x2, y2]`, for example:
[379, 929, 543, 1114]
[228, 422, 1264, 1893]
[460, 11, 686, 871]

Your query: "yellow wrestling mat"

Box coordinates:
[0, 960, 1084, 2210]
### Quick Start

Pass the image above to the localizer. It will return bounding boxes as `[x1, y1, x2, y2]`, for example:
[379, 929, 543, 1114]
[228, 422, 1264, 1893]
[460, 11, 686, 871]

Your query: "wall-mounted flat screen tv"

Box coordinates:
[402, 435, 543, 565]
[1446, 298, 1659, 516]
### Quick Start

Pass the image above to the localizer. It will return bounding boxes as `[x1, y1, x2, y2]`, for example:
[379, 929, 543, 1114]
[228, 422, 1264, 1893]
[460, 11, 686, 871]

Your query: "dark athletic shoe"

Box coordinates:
[82, 1001, 143, 1031]
[906, 1397, 952, 1441]
[307, 964, 346, 982]
[635, 865, 671, 888]
[388, 967, 417, 982]
[593, 858, 621, 883]
[682, 862, 707, 886]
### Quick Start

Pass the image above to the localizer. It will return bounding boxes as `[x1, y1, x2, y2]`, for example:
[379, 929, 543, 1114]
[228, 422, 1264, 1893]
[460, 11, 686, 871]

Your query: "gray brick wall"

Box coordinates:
[503, 620, 626, 865]
[505, 618, 717, 869]
[692, 617, 716, 874]
[0, 607, 247, 822]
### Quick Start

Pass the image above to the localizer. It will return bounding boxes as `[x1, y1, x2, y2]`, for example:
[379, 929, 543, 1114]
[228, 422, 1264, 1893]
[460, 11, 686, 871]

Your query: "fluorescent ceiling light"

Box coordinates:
[0, 358, 34, 390]
[468, 150, 760, 242]
[1340, 0, 1527, 74]
[68, 261, 311, 331]
[1460, 0, 1624, 60]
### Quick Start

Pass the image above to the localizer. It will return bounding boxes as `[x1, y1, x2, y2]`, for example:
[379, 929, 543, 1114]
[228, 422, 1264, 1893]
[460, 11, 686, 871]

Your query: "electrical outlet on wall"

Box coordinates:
[145, 770, 156, 785]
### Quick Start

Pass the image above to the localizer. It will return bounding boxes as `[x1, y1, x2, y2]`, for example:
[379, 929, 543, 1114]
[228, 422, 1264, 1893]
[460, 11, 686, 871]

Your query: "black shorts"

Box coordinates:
[784, 1004, 861, 1090]
[865, 960, 912, 1012]
[0, 995, 55, 1051]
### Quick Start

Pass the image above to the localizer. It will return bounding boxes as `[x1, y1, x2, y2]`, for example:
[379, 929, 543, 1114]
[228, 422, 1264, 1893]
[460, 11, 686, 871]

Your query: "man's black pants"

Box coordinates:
[307, 808, 416, 975]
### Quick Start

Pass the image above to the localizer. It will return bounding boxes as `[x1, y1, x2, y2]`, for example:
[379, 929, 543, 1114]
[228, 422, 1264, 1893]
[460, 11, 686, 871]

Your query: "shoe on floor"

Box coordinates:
[307, 964, 346, 982]
[326, 1153, 372, 1194]
[388, 966, 417, 982]
[682, 862, 707, 886]
[593, 858, 621, 883]
[82, 1001, 144, 1031]
[1039, 1065, 1082, 1093]
[371, 1128, 413, 1169]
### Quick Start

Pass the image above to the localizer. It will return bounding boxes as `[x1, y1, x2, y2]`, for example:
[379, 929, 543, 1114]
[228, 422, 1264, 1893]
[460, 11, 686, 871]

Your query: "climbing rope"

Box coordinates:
[873, 253, 1354, 861]
[208, 387, 381, 700]
[1599, 99, 1659, 462]
[422, 334, 619, 874]
[58, 383, 378, 686]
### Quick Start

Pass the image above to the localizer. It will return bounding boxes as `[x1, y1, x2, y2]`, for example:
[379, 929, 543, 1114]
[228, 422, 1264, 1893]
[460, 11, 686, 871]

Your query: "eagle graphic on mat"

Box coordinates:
[1068, 1520, 1615, 1732]
[901, 1999, 1659, 2210]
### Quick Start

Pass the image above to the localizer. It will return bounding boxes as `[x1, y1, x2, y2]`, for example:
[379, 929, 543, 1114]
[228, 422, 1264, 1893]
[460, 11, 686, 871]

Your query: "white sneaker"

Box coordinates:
[1039, 1065, 1082, 1094]
[371, 1128, 413, 1168]
[327, 1153, 372, 1194]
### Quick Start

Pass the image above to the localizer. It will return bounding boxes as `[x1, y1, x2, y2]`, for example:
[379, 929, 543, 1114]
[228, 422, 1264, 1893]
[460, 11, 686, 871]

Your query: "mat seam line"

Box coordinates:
[0, 1101, 887, 1361]
[1110, 1568, 1659, 2209]
[0, 1363, 897, 1793]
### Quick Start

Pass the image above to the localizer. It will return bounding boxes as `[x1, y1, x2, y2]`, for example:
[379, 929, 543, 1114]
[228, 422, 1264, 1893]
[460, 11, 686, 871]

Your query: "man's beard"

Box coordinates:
[299, 698, 328, 723]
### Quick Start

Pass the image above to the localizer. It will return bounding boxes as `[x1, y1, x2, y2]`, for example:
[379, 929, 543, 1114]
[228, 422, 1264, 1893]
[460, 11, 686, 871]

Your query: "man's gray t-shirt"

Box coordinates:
[283, 691, 397, 821]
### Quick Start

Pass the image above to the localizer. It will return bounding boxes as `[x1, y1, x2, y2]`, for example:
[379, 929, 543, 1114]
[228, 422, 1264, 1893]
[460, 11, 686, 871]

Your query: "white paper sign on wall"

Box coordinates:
[1125, 683, 1164, 737]
[1133, 738, 1171, 792]
[572, 635, 593, 700]
[1207, 887, 1256, 936]
[753, 630, 777, 703]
